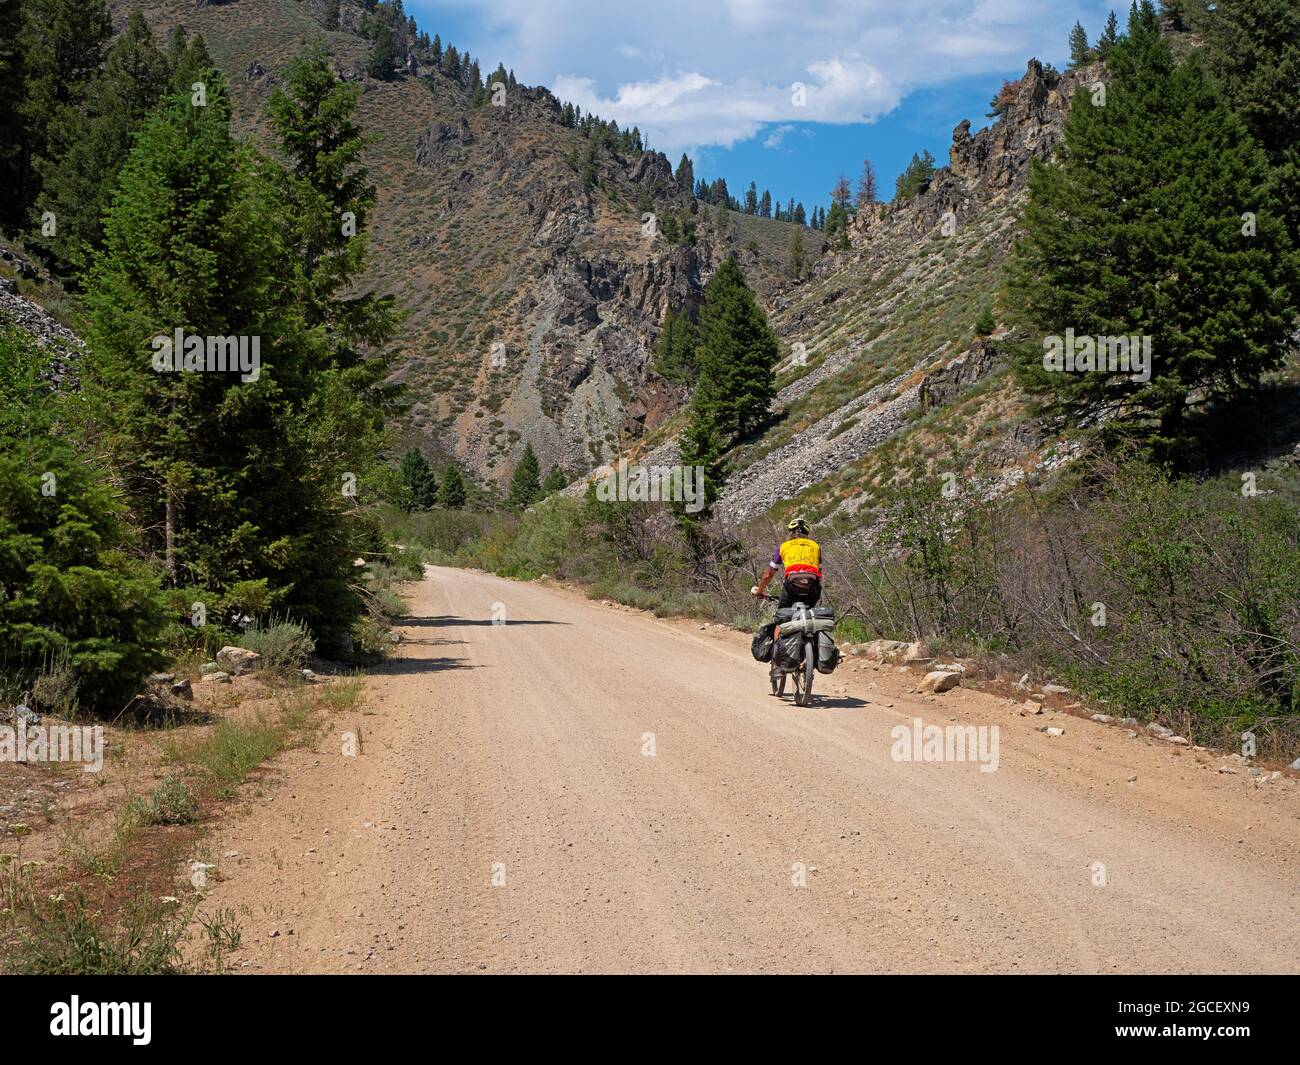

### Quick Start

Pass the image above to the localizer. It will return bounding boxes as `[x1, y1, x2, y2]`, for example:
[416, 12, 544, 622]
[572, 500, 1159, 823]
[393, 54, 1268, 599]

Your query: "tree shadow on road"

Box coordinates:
[368, 655, 475, 676]
[401, 615, 569, 627]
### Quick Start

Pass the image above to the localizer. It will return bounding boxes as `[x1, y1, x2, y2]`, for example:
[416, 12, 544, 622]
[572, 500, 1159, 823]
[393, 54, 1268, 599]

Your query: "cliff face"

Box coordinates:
[712, 59, 1105, 525]
[105, 0, 797, 487]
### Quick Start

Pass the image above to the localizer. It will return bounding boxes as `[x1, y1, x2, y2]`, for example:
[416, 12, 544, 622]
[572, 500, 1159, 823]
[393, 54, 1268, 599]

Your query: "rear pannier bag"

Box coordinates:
[774, 631, 804, 670]
[816, 631, 841, 674]
[751, 622, 776, 663]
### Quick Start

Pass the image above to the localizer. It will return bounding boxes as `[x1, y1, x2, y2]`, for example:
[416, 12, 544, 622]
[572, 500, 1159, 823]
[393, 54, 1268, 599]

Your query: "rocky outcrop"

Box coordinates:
[415, 117, 474, 168]
[854, 59, 1101, 242]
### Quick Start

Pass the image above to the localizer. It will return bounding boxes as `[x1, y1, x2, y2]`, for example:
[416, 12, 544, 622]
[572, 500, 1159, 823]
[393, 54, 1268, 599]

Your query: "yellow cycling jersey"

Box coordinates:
[774, 537, 822, 578]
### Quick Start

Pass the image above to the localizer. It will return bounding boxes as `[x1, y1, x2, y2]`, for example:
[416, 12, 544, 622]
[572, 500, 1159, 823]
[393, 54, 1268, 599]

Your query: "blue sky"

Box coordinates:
[407, 0, 1118, 213]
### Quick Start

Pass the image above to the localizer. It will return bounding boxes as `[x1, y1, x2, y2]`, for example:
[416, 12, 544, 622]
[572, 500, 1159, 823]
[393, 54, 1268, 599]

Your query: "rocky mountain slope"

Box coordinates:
[580, 59, 1098, 527]
[114, 0, 801, 487]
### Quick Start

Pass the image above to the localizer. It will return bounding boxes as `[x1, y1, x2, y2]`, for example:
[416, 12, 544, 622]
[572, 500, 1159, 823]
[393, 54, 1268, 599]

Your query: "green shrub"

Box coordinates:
[239, 618, 316, 675]
[128, 776, 200, 826]
[0, 327, 166, 712]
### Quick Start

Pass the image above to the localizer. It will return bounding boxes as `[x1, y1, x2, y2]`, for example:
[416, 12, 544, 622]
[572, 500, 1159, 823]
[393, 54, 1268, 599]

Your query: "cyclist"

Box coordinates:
[751, 516, 822, 607]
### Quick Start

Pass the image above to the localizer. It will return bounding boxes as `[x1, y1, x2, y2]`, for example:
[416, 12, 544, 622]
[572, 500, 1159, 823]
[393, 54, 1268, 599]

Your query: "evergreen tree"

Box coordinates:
[831, 176, 851, 208]
[793, 201, 806, 226]
[1098, 10, 1120, 57]
[168, 29, 215, 97]
[0, 0, 26, 231]
[894, 150, 937, 199]
[367, 30, 398, 80]
[787, 227, 806, 279]
[1007, 0, 1299, 461]
[676, 152, 696, 188]
[744, 181, 758, 215]
[507, 443, 542, 508]
[267, 44, 398, 360]
[34, 4, 171, 276]
[0, 326, 166, 712]
[759, 189, 771, 218]
[440, 462, 467, 509]
[83, 71, 375, 639]
[689, 257, 779, 447]
[1200, 0, 1300, 246]
[650, 307, 698, 385]
[1068, 22, 1091, 68]
[17, 0, 113, 226]
[824, 200, 849, 248]
[542, 466, 568, 495]
[399, 449, 438, 511]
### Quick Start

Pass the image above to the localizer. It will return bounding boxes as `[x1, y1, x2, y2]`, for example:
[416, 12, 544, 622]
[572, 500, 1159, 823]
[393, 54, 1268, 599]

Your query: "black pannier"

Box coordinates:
[751, 622, 776, 662]
[774, 631, 804, 669]
[816, 631, 841, 674]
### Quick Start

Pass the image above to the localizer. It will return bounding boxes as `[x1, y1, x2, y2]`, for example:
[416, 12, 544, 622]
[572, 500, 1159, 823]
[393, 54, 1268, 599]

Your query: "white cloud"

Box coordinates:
[763, 124, 794, 149]
[416, 0, 1090, 155]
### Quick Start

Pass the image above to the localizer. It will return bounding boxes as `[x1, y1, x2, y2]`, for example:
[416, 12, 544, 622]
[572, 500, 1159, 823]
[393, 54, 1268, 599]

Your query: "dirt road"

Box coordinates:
[198, 566, 1300, 973]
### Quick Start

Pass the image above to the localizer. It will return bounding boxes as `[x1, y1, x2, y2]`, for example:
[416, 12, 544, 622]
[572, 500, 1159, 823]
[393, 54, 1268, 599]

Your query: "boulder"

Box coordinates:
[902, 640, 930, 664]
[200, 671, 232, 684]
[920, 670, 961, 693]
[858, 639, 909, 661]
[171, 679, 193, 700]
[216, 646, 260, 676]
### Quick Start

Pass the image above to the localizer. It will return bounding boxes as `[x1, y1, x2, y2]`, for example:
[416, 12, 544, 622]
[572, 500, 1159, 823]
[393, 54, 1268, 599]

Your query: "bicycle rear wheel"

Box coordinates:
[795, 639, 815, 706]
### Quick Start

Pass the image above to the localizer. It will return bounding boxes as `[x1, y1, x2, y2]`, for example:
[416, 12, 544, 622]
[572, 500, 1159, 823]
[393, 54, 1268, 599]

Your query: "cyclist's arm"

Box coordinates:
[753, 549, 782, 596]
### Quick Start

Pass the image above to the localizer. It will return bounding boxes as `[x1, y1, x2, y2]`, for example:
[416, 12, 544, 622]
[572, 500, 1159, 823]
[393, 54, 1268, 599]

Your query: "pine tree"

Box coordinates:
[17, 0, 113, 226]
[759, 189, 771, 218]
[1007, 0, 1299, 462]
[507, 444, 542, 508]
[0, 0, 26, 231]
[367, 30, 398, 80]
[1200, 0, 1300, 247]
[34, 4, 171, 276]
[676, 152, 696, 188]
[787, 227, 806, 279]
[542, 466, 568, 495]
[894, 150, 936, 199]
[831, 176, 851, 208]
[650, 307, 698, 384]
[267, 44, 398, 359]
[1068, 22, 1091, 68]
[168, 30, 215, 97]
[1098, 10, 1120, 58]
[690, 257, 779, 446]
[440, 463, 467, 509]
[84, 74, 286, 589]
[399, 449, 438, 510]
[824, 201, 849, 248]
[744, 181, 758, 214]
[82, 69, 374, 639]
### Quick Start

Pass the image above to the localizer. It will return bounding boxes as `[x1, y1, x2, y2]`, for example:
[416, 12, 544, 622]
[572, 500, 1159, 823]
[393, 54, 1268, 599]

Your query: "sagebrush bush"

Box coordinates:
[238, 618, 316, 675]
[128, 776, 199, 826]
